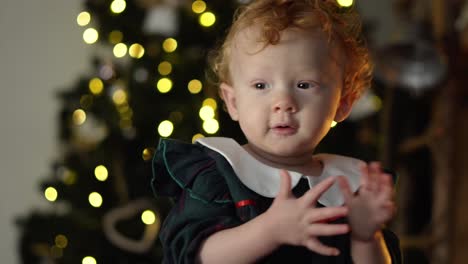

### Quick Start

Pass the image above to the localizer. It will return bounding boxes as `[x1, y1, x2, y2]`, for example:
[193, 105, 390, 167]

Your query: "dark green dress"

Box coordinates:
[151, 138, 401, 264]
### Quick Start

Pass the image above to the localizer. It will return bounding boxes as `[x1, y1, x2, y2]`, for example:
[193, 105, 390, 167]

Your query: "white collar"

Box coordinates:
[196, 137, 364, 207]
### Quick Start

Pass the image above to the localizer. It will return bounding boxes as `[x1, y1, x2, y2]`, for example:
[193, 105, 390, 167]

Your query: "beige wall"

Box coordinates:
[0, 1, 92, 263]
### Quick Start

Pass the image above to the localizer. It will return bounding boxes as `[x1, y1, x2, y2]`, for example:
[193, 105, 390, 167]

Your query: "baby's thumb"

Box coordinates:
[278, 170, 292, 198]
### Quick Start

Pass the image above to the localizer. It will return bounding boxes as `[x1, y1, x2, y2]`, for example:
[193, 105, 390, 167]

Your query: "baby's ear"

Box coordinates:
[220, 82, 239, 121]
[334, 94, 354, 122]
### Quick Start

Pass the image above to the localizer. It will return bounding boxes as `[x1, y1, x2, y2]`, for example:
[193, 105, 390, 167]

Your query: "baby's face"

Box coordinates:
[221, 27, 350, 166]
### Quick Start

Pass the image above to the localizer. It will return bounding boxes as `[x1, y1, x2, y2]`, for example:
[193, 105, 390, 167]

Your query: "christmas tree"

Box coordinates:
[16, 1, 240, 263]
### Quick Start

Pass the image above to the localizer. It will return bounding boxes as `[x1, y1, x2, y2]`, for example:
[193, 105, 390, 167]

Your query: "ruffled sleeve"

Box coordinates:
[151, 139, 242, 263]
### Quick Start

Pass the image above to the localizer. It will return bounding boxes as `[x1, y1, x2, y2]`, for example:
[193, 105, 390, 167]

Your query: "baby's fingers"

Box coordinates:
[301, 176, 336, 205]
[307, 223, 349, 236]
[277, 170, 293, 199]
[307, 206, 348, 223]
[304, 238, 341, 256]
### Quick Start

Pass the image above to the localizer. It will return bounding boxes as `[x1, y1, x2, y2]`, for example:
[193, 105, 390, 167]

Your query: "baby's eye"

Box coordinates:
[254, 83, 267, 89]
[297, 82, 313, 89]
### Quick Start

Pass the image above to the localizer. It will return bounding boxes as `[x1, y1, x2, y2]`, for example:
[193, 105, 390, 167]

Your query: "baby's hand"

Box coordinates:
[337, 162, 396, 242]
[264, 170, 349, 256]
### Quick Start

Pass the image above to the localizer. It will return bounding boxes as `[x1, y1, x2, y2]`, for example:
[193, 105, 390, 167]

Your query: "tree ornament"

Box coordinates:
[103, 198, 160, 253]
[375, 40, 447, 96]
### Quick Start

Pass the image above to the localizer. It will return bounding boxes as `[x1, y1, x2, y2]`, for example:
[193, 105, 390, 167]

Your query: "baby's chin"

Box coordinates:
[257, 144, 316, 164]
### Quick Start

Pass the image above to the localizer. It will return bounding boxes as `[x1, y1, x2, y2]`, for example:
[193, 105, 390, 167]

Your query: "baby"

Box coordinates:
[151, 0, 401, 263]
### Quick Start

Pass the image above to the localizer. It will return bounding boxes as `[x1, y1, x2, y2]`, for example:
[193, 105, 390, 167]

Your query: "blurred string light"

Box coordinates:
[77, 11, 91, 26]
[55, 234, 68, 249]
[109, 30, 123, 44]
[45, 187, 58, 202]
[157, 78, 173, 93]
[83, 28, 99, 44]
[110, 0, 126, 14]
[94, 165, 108, 181]
[82, 256, 97, 264]
[162, 38, 177, 53]
[158, 120, 174, 137]
[158, 61, 172, 75]
[73, 109, 86, 125]
[188, 79, 202, 94]
[202, 119, 219, 134]
[89, 78, 104, 95]
[192, 0, 207, 13]
[199, 99, 219, 134]
[202, 98, 217, 110]
[199, 105, 215, 121]
[192, 133, 204, 143]
[59, 167, 77, 185]
[142, 148, 154, 161]
[336, 0, 353, 7]
[129, 43, 145, 58]
[141, 210, 156, 225]
[112, 88, 127, 105]
[99, 64, 115, 80]
[113, 43, 128, 58]
[89, 192, 103, 207]
[199, 12, 216, 27]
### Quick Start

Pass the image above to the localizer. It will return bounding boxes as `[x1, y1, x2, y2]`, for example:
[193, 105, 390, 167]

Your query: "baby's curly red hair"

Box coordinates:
[209, 0, 372, 102]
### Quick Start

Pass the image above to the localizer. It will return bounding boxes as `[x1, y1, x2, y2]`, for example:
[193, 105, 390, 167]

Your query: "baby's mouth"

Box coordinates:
[271, 124, 298, 135]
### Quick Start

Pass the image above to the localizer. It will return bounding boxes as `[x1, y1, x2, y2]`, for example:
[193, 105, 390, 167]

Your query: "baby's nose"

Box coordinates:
[273, 94, 297, 113]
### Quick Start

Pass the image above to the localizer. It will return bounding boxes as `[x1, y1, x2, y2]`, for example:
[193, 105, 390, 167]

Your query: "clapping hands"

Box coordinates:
[337, 162, 396, 242]
[266, 163, 395, 256]
[265, 170, 349, 256]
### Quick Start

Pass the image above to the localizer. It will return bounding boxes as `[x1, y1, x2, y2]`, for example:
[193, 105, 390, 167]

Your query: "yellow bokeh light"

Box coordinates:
[158, 120, 174, 137]
[110, 0, 126, 14]
[83, 28, 99, 44]
[73, 109, 87, 125]
[89, 192, 103, 208]
[55, 234, 68, 249]
[129, 43, 145, 58]
[336, 0, 353, 7]
[141, 210, 156, 225]
[158, 61, 172, 75]
[82, 256, 97, 264]
[199, 105, 215, 121]
[199, 12, 216, 27]
[331, 121, 337, 128]
[372, 95, 383, 111]
[112, 89, 127, 105]
[45, 187, 58, 202]
[157, 78, 173, 93]
[202, 98, 217, 110]
[89, 78, 104, 95]
[162, 38, 177, 53]
[94, 165, 108, 181]
[203, 119, 219, 134]
[62, 169, 77, 185]
[192, 0, 206, 14]
[109, 30, 123, 44]
[142, 148, 154, 161]
[77, 11, 91, 26]
[192, 133, 204, 143]
[113, 43, 128, 58]
[188, 79, 202, 94]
